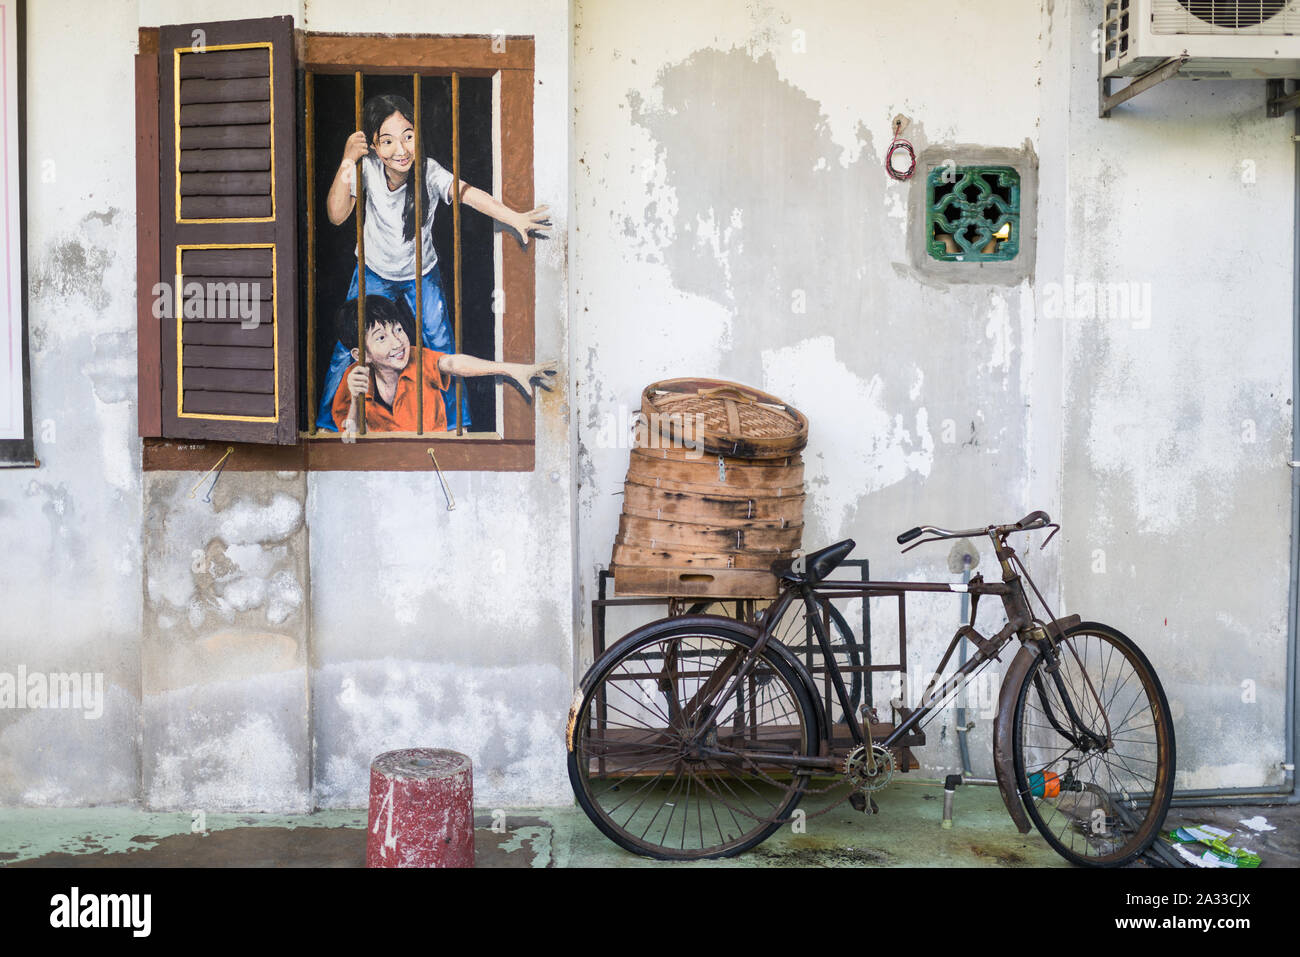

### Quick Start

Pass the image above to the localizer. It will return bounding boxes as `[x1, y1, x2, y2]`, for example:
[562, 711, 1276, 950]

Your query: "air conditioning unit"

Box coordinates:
[1103, 0, 1300, 78]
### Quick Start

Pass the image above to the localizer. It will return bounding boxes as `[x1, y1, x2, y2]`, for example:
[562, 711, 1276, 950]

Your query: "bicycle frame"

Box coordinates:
[682, 520, 1096, 834]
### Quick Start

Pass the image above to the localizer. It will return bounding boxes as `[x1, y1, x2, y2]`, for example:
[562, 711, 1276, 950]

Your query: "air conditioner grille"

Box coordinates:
[1104, 0, 1133, 64]
[1154, 0, 1300, 34]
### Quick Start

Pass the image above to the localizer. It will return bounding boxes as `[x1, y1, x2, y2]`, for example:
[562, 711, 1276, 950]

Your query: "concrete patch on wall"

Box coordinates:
[141, 471, 310, 811]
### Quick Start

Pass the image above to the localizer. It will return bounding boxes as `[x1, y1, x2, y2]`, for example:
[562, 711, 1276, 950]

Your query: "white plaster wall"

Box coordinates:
[1058, 2, 1293, 790]
[138, 0, 302, 24]
[0, 0, 143, 804]
[571, 0, 1293, 789]
[572, 0, 1053, 780]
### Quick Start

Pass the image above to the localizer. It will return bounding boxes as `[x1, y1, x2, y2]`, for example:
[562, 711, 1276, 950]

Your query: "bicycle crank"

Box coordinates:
[844, 744, 895, 792]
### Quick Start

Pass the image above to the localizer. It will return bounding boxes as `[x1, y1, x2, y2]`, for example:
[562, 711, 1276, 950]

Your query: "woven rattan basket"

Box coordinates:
[611, 378, 808, 598]
[639, 378, 809, 459]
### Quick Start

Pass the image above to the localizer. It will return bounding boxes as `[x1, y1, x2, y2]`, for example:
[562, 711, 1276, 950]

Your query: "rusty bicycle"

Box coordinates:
[566, 510, 1176, 866]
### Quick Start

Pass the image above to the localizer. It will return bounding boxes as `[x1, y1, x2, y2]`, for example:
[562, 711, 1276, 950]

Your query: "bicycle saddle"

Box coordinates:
[771, 539, 855, 585]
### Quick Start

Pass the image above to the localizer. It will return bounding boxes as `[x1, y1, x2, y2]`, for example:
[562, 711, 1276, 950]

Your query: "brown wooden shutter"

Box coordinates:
[157, 16, 297, 444]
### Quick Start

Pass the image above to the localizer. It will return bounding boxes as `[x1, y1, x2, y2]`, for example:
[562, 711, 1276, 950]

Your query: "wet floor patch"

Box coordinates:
[752, 836, 892, 867]
[8, 827, 367, 868]
[968, 844, 1027, 867]
[9, 817, 556, 869]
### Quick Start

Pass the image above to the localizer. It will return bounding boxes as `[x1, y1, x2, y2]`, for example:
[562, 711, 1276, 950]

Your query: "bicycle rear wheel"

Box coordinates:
[1012, 622, 1175, 866]
[568, 621, 819, 860]
[690, 598, 863, 724]
[768, 598, 862, 725]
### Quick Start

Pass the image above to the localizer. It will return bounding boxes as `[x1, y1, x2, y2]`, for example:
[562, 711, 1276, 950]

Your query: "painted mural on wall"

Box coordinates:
[309, 81, 552, 438]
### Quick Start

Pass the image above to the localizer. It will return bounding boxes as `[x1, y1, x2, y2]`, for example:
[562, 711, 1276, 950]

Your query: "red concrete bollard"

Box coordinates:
[366, 748, 474, 868]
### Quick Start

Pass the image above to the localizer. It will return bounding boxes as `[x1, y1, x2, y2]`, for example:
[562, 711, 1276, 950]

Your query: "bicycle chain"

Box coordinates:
[683, 739, 901, 826]
[684, 746, 855, 825]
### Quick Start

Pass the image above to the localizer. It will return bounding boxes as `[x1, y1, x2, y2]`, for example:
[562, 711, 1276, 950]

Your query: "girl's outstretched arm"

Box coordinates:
[326, 131, 370, 225]
[457, 184, 551, 247]
[437, 354, 558, 399]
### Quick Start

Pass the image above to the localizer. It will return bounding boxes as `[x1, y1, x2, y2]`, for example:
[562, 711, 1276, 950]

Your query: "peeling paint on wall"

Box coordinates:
[761, 335, 933, 534]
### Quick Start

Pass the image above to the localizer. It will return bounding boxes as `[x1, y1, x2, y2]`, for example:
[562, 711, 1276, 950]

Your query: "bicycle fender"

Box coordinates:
[992, 641, 1041, 835]
[566, 614, 828, 752]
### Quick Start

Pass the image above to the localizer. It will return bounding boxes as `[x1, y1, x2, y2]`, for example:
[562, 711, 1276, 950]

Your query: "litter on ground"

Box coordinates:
[1165, 824, 1261, 868]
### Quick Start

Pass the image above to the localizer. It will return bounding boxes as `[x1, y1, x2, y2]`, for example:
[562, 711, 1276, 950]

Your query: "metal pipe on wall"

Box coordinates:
[1289, 87, 1300, 803]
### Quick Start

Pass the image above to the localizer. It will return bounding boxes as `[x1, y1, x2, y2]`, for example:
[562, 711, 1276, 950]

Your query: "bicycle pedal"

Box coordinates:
[849, 792, 868, 813]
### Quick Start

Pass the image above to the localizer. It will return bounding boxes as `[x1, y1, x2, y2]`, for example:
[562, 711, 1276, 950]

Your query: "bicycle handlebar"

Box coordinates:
[896, 511, 1053, 547]
[1014, 510, 1051, 530]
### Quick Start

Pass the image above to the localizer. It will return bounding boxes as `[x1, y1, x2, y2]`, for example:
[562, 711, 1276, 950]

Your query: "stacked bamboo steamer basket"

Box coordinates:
[610, 378, 809, 598]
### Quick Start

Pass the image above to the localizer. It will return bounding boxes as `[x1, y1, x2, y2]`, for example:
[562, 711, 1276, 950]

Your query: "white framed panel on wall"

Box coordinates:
[0, 0, 31, 466]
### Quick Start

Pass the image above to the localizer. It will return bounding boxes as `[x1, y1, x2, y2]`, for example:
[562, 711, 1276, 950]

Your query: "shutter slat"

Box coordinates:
[181, 247, 273, 276]
[180, 307, 275, 324]
[180, 195, 272, 219]
[178, 48, 270, 80]
[180, 148, 270, 172]
[183, 368, 275, 393]
[183, 391, 275, 416]
[179, 171, 271, 195]
[175, 277, 273, 302]
[180, 124, 270, 150]
[180, 101, 271, 127]
[179, 77, 270, 104]
[178, 286, 272, 324]
[183, 345, 275, 369]
[182, 321, 274, 347]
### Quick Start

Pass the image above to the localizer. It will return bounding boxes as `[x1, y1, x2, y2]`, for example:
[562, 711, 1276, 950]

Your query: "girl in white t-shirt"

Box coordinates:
[317, 93, 550, 431]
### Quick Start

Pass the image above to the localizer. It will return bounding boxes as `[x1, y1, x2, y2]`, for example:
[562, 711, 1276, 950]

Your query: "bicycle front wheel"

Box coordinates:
[568, 621, 819, 860]
[1012, 622, 1175, 866]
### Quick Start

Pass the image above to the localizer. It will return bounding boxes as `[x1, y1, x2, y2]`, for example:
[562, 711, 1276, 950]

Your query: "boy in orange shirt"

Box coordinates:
[331, 296, 554, 438]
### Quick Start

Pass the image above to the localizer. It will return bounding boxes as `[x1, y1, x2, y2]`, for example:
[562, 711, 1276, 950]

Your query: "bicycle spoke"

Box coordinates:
[572, 626, 815, 858]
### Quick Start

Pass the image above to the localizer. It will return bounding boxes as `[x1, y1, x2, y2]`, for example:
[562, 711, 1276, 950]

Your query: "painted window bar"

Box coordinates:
[304, 70, 465, 437]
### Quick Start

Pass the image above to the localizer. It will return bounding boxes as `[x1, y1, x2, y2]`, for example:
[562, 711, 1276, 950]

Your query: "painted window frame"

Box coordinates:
[137, 28, 538, 472]
[0, 0, 33, 468]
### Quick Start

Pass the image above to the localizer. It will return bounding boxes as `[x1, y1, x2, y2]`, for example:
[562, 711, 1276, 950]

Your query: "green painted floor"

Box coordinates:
[4, 779, 1295, 867]
[0, 778, 1070, 868]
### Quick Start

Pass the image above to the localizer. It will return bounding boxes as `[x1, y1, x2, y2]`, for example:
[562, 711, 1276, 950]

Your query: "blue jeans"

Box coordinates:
[315, 265, 471, 431]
